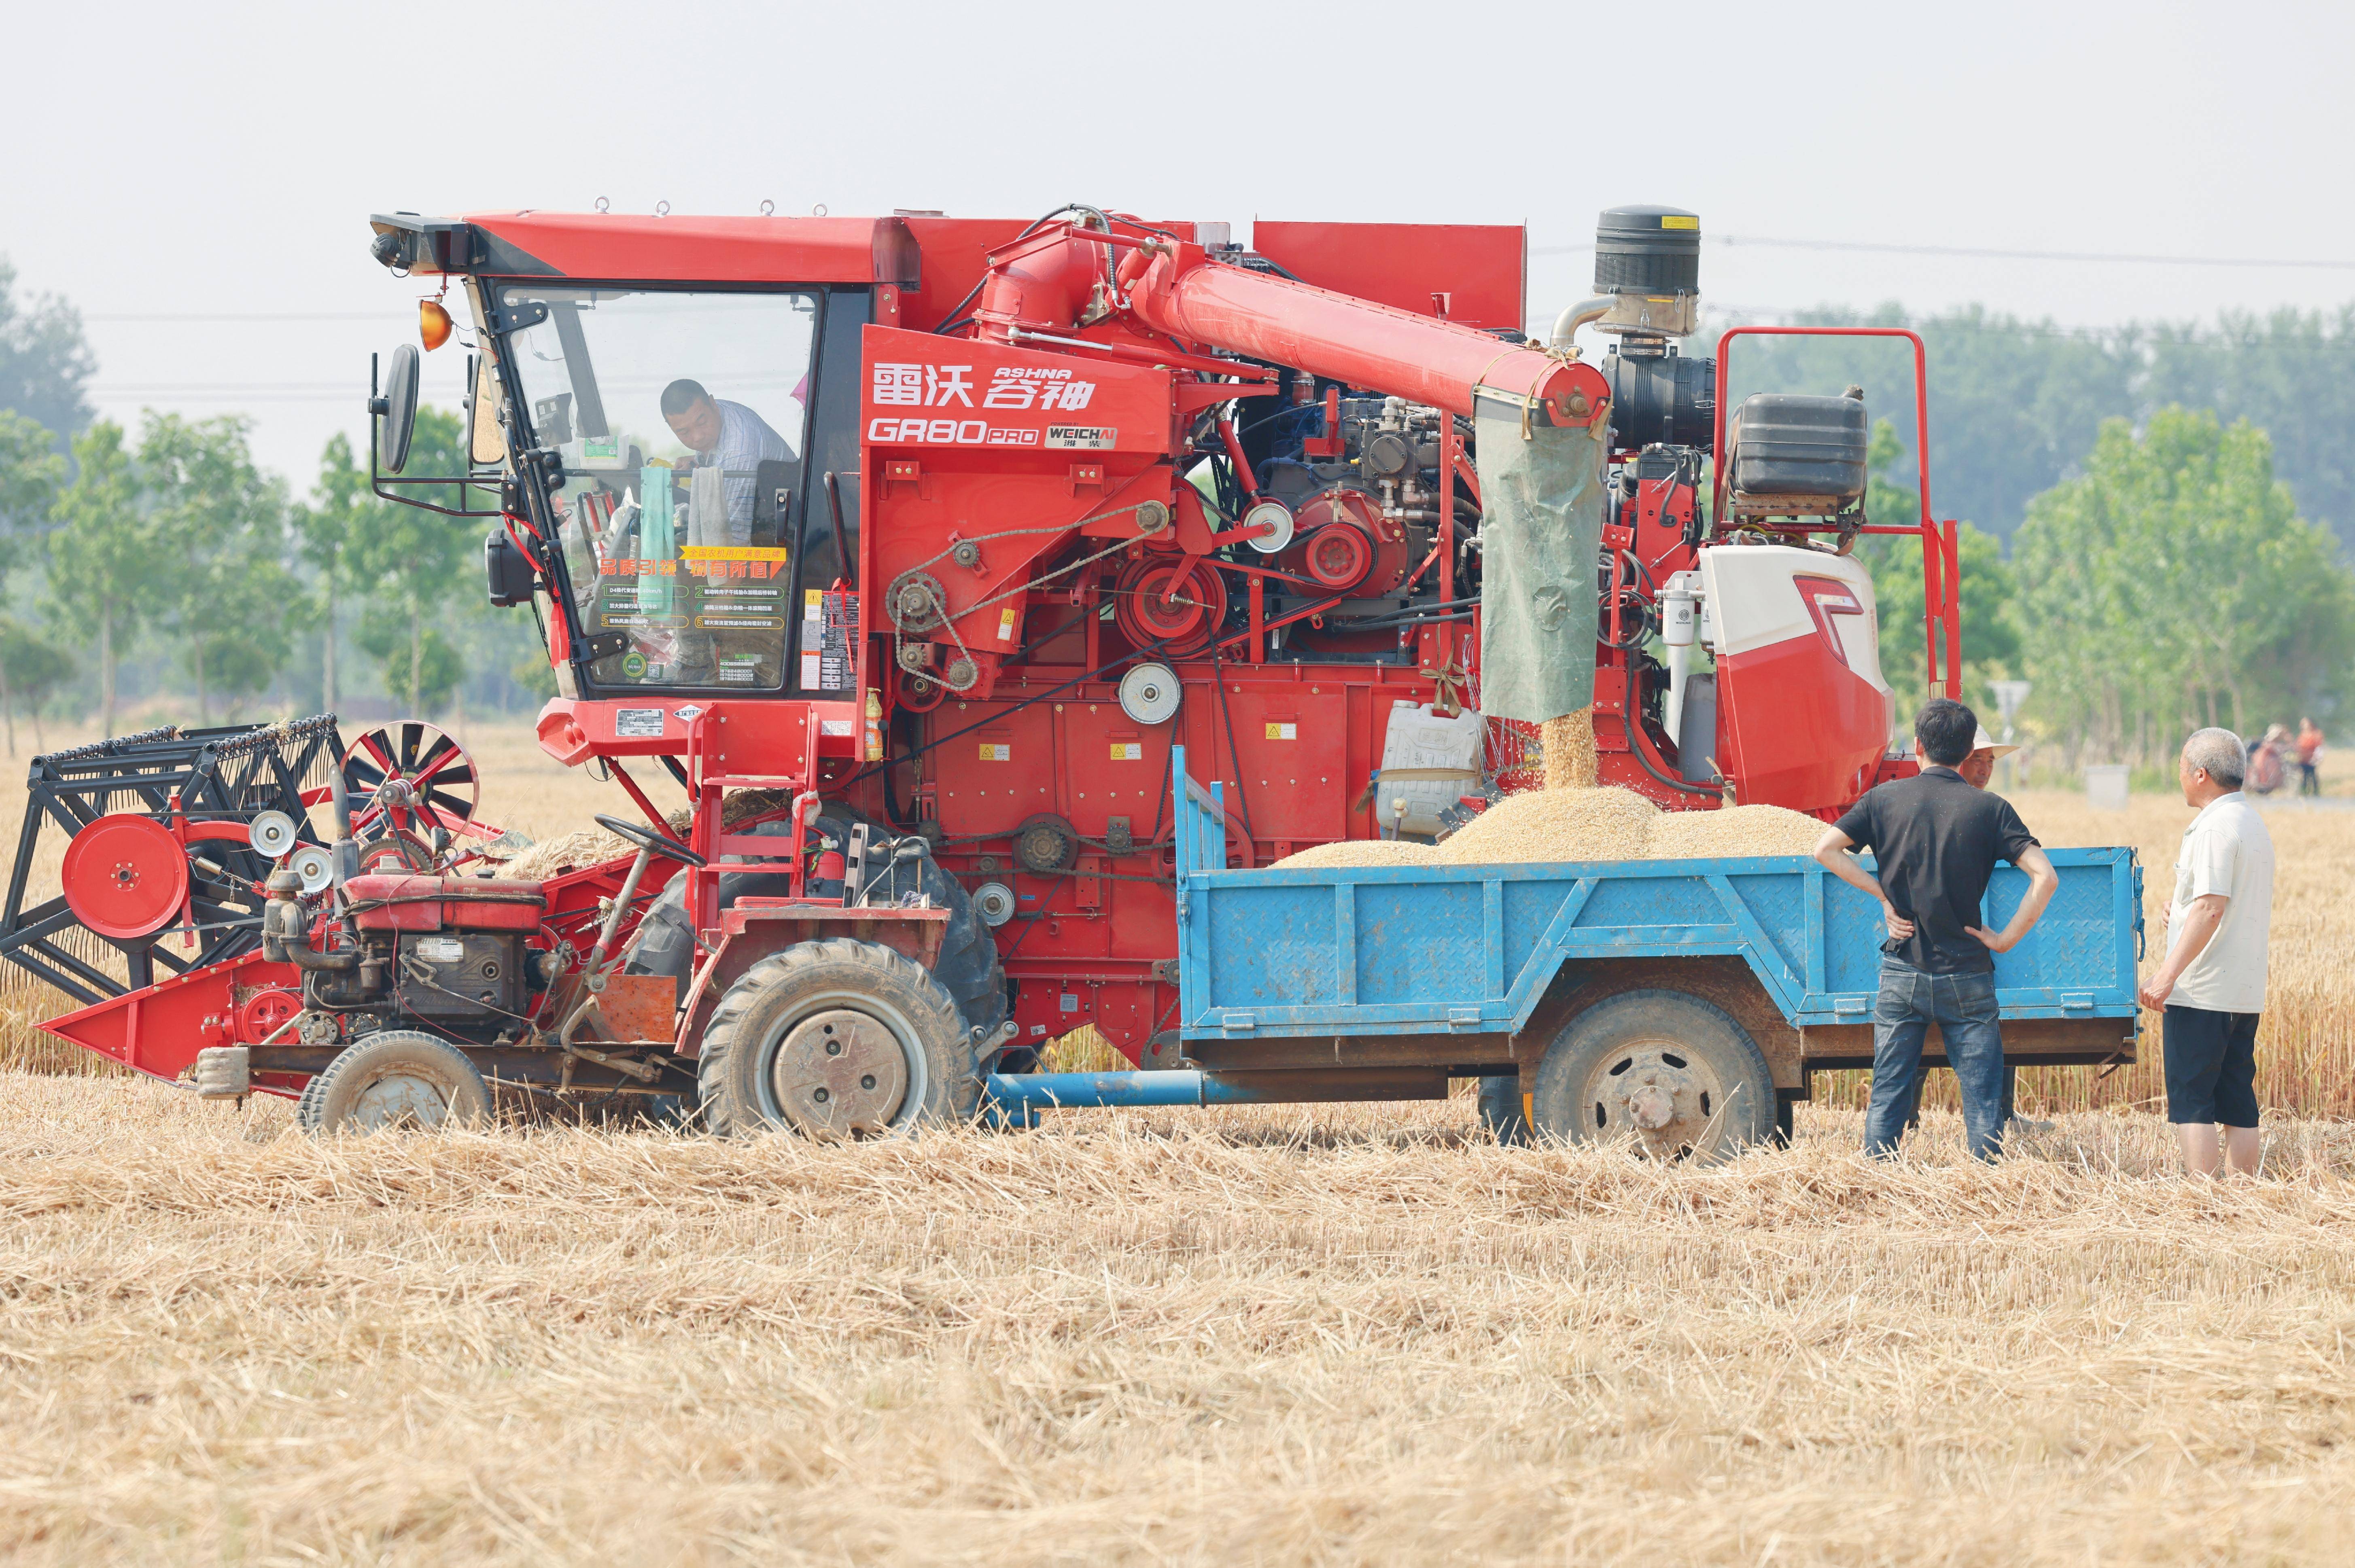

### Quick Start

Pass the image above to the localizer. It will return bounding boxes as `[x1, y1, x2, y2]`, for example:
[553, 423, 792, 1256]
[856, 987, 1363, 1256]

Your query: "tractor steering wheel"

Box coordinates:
[592, 814, 708, 869]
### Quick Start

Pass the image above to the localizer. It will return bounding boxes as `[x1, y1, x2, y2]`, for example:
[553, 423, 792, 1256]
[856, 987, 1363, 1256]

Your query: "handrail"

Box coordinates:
[1711, 326, 1958, 699]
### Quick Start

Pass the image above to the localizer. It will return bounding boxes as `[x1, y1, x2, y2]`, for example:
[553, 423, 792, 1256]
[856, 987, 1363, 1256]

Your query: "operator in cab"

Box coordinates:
[660, 379, 792, 547]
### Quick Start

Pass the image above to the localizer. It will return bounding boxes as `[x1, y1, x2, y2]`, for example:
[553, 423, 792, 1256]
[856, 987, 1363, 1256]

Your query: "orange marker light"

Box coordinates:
[419, 299, 455, 351]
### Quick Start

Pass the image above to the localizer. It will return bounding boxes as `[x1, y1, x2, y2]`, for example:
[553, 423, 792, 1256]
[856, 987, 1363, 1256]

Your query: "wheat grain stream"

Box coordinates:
[3, 727, 2353, 1563]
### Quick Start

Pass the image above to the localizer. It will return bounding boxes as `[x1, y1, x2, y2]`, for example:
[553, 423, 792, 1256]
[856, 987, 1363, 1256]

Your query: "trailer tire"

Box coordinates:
[1476, 1074, 1529, 1146]
[1530, 989, 1775, 1162]
[300, 1030, 492, 1136]
[698, 938, 979, 1138]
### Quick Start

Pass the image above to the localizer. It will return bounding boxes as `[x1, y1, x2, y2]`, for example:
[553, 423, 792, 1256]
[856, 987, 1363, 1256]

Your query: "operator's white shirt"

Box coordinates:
[2166, 790, 2274, 1014]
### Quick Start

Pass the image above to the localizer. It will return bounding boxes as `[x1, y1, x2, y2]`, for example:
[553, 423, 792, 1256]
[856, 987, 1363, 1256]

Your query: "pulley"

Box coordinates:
[246, 809, 298, 860]
[972, 881, 1016, 928]
[288, 844, 335, 896]
[1112, 558, 1227, 657]
[1118, 661, 1182, 725]
[1242, 498, 1294, 555]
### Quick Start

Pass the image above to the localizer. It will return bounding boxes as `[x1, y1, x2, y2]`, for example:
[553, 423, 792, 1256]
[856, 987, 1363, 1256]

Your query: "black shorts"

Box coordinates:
[2163, 1005, 2261, 1127]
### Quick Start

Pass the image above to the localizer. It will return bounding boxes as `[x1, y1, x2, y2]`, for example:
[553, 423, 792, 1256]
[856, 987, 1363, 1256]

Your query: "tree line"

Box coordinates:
[0, 260, 543, 748]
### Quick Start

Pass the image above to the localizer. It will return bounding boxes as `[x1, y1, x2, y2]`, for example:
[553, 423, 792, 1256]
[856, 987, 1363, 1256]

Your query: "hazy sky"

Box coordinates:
[8, 0, 2351, 482]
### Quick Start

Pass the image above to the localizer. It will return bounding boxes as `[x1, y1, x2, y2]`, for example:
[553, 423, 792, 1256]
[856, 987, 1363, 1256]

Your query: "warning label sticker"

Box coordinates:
[1264, 722, 1298, 740]
[979, 742, 1011, 762]
[1109, 742, 1142, 761]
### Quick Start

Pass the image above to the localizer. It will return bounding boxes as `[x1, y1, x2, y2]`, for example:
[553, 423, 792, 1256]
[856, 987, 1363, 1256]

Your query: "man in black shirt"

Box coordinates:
[1812, 698, 2060, 1160]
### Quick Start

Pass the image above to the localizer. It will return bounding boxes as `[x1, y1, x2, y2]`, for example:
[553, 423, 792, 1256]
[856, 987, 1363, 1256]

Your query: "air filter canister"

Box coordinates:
[1594, 205, 1701, 296]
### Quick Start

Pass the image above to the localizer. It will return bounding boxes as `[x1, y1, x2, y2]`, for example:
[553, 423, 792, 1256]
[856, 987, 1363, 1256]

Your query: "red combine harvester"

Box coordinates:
[7, 203, 1964, 1135]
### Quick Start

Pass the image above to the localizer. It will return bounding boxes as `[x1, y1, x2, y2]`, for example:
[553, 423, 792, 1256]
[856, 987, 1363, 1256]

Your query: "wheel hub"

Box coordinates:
[348, 1071, 456, 1131]
[1582, 1041, 1725, 1157]
[771, 1009, 908, 1136]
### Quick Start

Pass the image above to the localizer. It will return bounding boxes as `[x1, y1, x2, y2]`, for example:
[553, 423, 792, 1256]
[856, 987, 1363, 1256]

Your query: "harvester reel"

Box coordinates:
[341, 722, 479, 842]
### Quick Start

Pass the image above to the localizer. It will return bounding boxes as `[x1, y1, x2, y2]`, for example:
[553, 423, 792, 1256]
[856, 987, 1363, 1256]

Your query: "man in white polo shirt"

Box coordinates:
[2137, 727, 2276, 1176]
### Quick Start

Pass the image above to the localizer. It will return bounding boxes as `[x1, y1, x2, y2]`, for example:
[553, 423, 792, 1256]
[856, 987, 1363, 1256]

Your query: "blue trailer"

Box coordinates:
[989, 748, 2143, 1154]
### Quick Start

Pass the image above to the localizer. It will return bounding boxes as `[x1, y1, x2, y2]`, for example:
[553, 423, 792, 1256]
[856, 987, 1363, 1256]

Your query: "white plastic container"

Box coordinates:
[1376, 701, 1485, 839]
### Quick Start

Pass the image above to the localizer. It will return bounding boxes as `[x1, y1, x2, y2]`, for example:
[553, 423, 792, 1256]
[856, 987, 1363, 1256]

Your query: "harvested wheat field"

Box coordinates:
[4, 1074, 2355, 1564]
[2, 730, 2355, 1560]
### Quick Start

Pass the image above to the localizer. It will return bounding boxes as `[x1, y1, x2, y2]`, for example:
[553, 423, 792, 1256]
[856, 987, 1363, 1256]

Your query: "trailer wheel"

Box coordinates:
[698, 938, 979, 1138]
[1530, 989, 1775, 1161]
[299, 1031, 492, 1136]
[1476, 1074, 1529, 1146]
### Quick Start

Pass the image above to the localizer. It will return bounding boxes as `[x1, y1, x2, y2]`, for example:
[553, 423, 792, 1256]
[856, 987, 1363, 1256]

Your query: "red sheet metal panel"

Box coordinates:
[1250, 222, 1525, 331]
[464, 212, 912, 284]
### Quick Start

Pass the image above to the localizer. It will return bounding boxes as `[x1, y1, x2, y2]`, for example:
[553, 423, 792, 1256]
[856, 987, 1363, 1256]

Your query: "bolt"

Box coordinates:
[813, 1087, 831, 1103]
[826, 1039, 842, 1055]
[860, 1074, 876, 1091]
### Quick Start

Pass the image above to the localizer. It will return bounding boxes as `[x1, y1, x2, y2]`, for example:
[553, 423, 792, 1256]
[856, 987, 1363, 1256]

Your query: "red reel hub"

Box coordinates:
[60, 815, 190, 941]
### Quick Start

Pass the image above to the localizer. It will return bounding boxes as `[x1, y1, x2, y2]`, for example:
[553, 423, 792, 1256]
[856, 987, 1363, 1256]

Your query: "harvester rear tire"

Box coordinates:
[301, 1030, 492, 1136]
[698, 938, 979, 1138]
[1530, 989, 1775, 1163]
[1476, 1074, 1530, 1146]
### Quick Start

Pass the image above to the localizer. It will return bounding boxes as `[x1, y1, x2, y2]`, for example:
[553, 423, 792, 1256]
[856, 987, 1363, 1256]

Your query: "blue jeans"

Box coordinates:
[1865, 959, 2008, 1161]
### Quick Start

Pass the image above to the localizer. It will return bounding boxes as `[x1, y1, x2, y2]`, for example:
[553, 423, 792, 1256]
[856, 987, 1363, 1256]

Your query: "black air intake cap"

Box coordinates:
[1595, 205, 1700, 295]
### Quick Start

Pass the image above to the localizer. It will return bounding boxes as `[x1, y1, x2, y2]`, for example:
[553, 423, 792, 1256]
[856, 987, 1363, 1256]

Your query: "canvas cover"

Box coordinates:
[1475, 396, 1608, 723]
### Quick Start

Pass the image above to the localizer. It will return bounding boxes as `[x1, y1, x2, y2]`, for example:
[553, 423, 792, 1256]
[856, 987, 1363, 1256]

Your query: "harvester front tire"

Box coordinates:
[1530, 989, 1775, 1163]
[698, 939, 978, 1138]
[301, 1031, 492, 1136]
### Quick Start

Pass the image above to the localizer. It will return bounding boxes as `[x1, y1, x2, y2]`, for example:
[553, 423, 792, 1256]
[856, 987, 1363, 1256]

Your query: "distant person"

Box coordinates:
[2245, 726, 2288, 796]
[660, 378, 791, 545]
[1813, 699, 2060, 1161]
[2297, 716, 2325, 797]
[2139, 727, 2276, 1177]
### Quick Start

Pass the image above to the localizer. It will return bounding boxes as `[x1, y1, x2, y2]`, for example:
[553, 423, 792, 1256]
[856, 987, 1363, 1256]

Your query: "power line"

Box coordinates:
[1533, 235, 2355, 269]
[83, 311, 387, 324]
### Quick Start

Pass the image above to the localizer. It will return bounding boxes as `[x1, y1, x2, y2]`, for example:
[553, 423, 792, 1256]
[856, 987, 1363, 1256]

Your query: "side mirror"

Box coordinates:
[374, 343, 421, 473]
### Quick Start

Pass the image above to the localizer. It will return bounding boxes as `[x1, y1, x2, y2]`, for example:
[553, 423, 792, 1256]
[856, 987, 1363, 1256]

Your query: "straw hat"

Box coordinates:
[1972, 725, 2020, 759]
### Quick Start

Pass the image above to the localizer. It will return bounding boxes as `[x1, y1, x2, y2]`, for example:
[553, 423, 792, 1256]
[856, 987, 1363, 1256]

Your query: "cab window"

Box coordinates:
[498, 286, 819, 691]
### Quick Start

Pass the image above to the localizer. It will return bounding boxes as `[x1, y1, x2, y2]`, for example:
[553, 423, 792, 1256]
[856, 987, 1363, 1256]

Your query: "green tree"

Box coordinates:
[348, 407, 477, 716]
[138, 413, 293, 723]
[0, 619, 71, 750]
[46, 421, 153, 737]
[0, 411, 67, 752]
[1850, 419, 2017, 723]
[2010, 407, 2355, 765]
[291, 432, 383, 714]
[0, 259, 95, 436]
